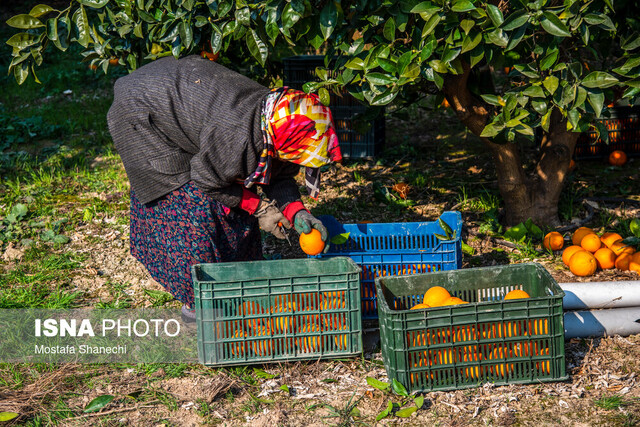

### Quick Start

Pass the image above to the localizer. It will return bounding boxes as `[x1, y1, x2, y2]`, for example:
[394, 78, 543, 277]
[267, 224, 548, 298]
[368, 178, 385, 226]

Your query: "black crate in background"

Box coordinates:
[283, 55, 385, 159]
[574, 106, 640, 159]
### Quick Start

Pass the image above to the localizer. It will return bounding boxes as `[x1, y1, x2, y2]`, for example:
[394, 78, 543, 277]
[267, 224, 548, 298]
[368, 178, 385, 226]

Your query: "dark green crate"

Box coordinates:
[192, 257, 362, 366]
[376, 263, 567, 393]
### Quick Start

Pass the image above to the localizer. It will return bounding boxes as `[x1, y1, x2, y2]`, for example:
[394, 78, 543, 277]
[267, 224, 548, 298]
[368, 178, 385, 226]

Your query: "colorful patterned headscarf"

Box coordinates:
[244, 88, 342, 199]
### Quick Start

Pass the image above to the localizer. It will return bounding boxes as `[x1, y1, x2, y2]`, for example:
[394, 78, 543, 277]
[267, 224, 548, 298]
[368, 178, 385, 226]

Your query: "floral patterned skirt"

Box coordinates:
[129, 181, 262, 306]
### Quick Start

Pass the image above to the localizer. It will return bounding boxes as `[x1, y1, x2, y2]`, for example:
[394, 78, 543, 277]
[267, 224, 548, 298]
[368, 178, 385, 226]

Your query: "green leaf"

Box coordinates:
[414, 395, 425, 409]
[72, 5, 91, 48]
[366, 376, 390, 391]
[439, 218, 454, 237]
[411, 2, 438, 13]
[245, 29, 268, 66]
[318, 87, 330, 106]
[53, 235, 70, 244]
[366, 72, 394, 85]
[543, 76, 559, 94]
[462, 241, 475, 255]
[630, 218, 640, 238]
[540, 12, 570, 37]
[621, 32, 640, 51]
[253, 368, 276, 379]
[480, 122, 505, 138]
[395, 406, 418, 417]
[84, 395, 115, 413]
[376, 401, 393, 422]
[280, 384, 290, 393]
[524, 218, 543, 239]
[79, 0, 110, 7]
[377, 57, 397, 73]
[29, 4, 57, 17]
[502, 10, 529, 31]
[486, 4, 503, 27]
[523, 85, 544, 98]
[370, 88, 399, 106]
[460, 19, 474, 34]
[0, 413, 19, 422]
[11, 204, 28, 220]
[504, 223, 527, 242]
[540, 49, 558, 71]
[421, 13, 440, 38]
[383, 18, 396, 42]
[582, 72, 619, 89]
[6, 14, 44, 29]
[319, 2, 338, 40]
[392, 378, 409, 397]
[461, 29, 481, 53]
[451, 0, 475, 13]
[487, 28, 508, 47]
[587, 89, 604, 117]
[6, 32, 39, 49]
[541, 109, 552, 132]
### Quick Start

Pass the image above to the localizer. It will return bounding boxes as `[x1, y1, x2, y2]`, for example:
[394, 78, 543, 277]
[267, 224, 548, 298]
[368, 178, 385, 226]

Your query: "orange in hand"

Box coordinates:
[299, 229, 325, 256]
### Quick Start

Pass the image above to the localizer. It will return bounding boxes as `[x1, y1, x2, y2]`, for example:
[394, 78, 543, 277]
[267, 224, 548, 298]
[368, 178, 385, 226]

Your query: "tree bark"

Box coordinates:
[441, 65, 579, 227]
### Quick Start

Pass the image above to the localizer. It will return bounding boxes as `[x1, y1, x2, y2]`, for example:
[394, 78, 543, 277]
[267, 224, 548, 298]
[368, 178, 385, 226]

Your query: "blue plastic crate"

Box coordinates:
[313, 212, 463, 320]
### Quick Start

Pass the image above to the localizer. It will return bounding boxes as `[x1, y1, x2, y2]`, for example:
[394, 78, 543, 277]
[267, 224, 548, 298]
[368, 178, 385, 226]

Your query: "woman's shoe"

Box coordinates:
[181, 304, 196, 323]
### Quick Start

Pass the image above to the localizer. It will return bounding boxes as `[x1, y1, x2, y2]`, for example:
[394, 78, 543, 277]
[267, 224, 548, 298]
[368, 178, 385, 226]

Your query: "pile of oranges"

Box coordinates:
[544, 227, 640, 277]
[224, 291, 349, 357]
[410, 285, 468, 309]
[406, 287, 552, 383]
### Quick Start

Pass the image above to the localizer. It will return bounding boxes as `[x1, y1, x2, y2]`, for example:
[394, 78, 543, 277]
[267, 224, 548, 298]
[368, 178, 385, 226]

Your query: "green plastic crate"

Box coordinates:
[376, 263, 567, 392]
[192, 257, 362, 366]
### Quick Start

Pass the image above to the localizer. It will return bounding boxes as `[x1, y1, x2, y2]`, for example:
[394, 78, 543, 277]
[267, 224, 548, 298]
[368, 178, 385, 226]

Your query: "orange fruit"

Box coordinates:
[423, 286, 451, 307]
[489, 346, 512, 377]
[543, 231, 564, 251]
[504, 289, 530, 300]
[441, 296, 468, 306]
[299, 229, 325, 256]
[201, 50, 220, 61]
[580, 233, 601, 253]
[321, 291, 346, 330]
[601, 232, 624, 248]
[238, 301, 267, 331]
[610, 239, 636, 256]
[572, 227, 594, 246]
[230, 329, 246, 356]
[629, 259, 640, 273]
[615, 253, 633, 271]
[609, 150, 627, 166]
[594, 247, 616, 269]
[569, 250, 597, 276]
[298, 323, 321, 352]
[333, 325, 349, 350]
[271, 296, 297, 333]
[562, 245, 584, 266]
[108, 57, 119, 66]
[250, 326, 273, 356]
[528, 318, 549, 335]
[410, 303, 431, 310]
[89, 63, 98, 71]
[569, 159, 576, 170]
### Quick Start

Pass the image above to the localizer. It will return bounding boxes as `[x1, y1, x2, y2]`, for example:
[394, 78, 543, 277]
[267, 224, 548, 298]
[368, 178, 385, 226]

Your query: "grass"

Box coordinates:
[595, 394, 627, 410]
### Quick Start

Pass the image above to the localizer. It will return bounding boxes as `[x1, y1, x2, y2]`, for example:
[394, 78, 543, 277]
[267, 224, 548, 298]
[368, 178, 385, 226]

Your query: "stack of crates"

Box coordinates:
[376, 263, 567, 392]
[283, 55, 385, 158]
[192, 257, 362, 366]
[574, 106, 640, 159]
[314, 212, 463, 320]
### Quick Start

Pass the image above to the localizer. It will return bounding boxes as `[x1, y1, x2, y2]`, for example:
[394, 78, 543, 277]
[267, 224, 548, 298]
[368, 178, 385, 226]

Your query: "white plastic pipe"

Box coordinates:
[560, 281, 640, 310]
[564, 307, 640, 338]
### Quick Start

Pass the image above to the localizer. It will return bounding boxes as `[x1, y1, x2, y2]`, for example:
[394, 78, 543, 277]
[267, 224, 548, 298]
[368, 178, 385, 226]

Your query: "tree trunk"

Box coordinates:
[442, 65, 579, 227]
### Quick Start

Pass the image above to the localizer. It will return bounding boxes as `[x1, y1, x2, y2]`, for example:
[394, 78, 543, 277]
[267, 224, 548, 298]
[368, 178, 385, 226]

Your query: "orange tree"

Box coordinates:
[6, 0, 640, 226]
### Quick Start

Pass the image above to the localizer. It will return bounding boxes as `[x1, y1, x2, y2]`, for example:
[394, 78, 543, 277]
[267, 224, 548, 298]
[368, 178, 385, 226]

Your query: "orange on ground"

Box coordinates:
[580, 233, 601, 253]
[630, 259, 640, 273]
[601, 232, 623, 248]
[504, 289, 530, 300]
[543, 231, 564, 251]
[610, 239, 636, 256]
[572, 227, 594, 246]
[569, 250, 597, 276]
[594, 247, 616, 270]
[562, 245, 584, 266]
[423, 286, 451, 307]
[609, 150, 628, 166]
[299, 229, 325, 255]
[410, 303, 431, 310]
[615, 253, 633, 271]
[441, 296, 468, 306]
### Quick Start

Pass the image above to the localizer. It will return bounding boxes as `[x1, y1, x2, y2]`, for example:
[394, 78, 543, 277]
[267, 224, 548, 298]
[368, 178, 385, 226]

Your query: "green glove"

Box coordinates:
[293, 210, 328, 241]
[254, 200, 291, 240]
